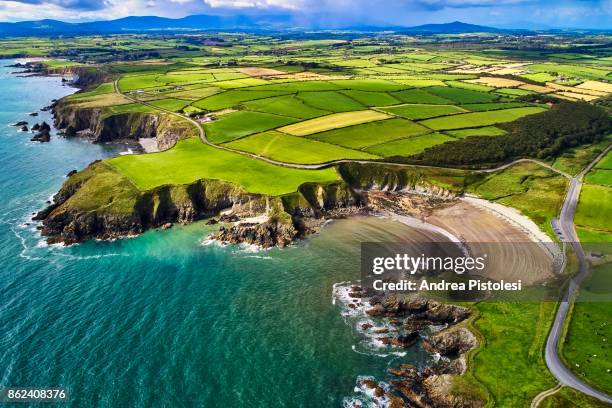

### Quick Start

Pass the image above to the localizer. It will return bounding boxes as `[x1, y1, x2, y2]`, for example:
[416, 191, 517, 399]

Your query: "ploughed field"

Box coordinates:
[59, 45, 612, 196]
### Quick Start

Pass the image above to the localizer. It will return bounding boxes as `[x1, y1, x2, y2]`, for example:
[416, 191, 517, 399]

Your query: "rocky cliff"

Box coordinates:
[356, 294, 484, 408]
[53, 99, 194, 147]
[35, 159, 465, 246]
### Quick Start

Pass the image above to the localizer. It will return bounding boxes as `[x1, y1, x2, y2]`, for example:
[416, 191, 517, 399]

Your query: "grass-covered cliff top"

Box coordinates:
[108, 138, 339, 196]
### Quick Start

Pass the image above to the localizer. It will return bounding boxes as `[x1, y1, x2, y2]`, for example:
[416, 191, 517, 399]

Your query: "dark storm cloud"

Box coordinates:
[0, 0, 609, 29]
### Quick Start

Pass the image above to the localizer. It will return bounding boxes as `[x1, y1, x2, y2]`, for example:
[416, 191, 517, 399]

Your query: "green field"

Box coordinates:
[242, 94, 330, 119]
[467, 162, 567, 233]
[447, 126, 507, 138]
[577, 227, 612, 243]
[204, 110, 297, 143]
[108, 138, 338, 195]
[563, 264, 612, 394]
[338, 90, 400, 107]
[309, 118, 430, 149]
[496, 88, 535, 96]
[426, 86, 499, 104]
[446, 80, 495, 92]
[585, 169, 612, 186]
[295, 91, 366, 112]
[224, 131, 378, 163]
[461, 102, 529, 112]
[520, 72, 557, 83]
[526, 63, 610, 80]
[419, 106, 546, 130]
[193, 89, 291, 111]
[594, 151, 612, 169]
[148, 98, 190, 112]
[390, 88, 452, 104]
[575, 184, 612, 232]
[551, 139, 612, 176]
[380, 104, 466, 120]
[365, 132, 454, 157]
[471, 302, 557, 407]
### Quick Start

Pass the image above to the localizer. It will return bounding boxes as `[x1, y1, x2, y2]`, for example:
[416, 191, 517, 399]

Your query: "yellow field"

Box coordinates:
[72, 93, 131, 108]
[546, 82, 608, 96]
[467, 76, 525, 87]
[236, 67, 286, 77]
[278, 110, 391, 136]
[556, 91, 600, 101]
[576, 80, 612, 94]
[552, 93, 578, 101]
[489, 64, 528, 76]
[519, 84, 553, 93]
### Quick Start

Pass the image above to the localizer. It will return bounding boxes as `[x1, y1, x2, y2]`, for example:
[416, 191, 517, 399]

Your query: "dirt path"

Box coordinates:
[531, 384, 563, 408]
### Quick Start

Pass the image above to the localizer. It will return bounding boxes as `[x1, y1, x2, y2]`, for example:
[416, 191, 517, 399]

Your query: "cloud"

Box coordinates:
[203, 0, 303, 9]
[7, 0, 111, 11]
[0, 0, 609, 28]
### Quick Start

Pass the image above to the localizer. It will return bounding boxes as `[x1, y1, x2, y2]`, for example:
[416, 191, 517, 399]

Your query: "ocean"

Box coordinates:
[0, 61, 435, 407]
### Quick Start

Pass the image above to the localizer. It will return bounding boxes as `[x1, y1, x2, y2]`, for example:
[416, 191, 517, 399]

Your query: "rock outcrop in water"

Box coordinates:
[215, 219, 298, 248]
[348, 293, 482, 408]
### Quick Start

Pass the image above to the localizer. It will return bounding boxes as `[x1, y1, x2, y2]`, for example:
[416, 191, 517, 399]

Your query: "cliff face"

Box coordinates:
[53, 99, 193, 147]
[35, 161, 277, 244]
[47, 65, 114, 88]
[35, 161, 464, 245]
[338, 162, 460, 198]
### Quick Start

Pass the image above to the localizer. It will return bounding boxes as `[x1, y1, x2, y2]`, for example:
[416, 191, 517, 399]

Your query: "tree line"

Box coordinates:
[386, 102, 612, 168]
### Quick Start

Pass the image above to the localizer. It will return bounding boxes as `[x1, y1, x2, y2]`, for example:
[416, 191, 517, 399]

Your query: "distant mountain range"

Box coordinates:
[400, 21, 507, 34]
[0, 15, 596, 37]
[0, 15, 292, 36]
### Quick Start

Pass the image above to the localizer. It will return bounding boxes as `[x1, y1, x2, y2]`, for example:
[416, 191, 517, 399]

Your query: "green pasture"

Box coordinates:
[204, 110, 297, 143]
[390, 89, 453, 104]
[296, 91, 366, 112]
[108, 138, 338, 195]
[309, 118, 430, 149]
[224, 131, 378, 164]
[419, 106, 546, 130]
[243, 94, 330, 119]
[365, 132, 454, 157]
[447, 126, 507, 138]
[380, 104, 466, 120]
[426, 86, 499, 104]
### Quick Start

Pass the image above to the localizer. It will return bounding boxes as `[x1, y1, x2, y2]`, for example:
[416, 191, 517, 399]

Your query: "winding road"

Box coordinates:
[115, 80, 612, 404]
[543, 144, 612, 405]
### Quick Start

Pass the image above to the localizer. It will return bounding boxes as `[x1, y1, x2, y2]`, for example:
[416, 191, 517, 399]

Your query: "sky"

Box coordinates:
[0, 0, 610, 29]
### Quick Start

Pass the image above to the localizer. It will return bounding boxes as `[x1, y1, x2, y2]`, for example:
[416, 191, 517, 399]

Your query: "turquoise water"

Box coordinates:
[0, 62, 431, 407]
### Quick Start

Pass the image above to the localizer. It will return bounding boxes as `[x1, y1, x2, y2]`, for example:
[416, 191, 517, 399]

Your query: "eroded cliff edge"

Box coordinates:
[53, 98, 194, 149]
[34, 161, 463, 246]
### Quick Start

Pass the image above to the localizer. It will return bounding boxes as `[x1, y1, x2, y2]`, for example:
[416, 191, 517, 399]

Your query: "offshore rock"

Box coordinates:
[213, 220, 298, 248]
[422, 327, 477, 356]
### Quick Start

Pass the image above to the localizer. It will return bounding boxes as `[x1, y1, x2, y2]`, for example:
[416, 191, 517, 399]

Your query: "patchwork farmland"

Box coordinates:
[50, 35, 612, 191]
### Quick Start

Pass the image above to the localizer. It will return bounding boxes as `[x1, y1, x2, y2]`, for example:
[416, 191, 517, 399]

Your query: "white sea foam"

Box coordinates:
[200, 238, 220, 247]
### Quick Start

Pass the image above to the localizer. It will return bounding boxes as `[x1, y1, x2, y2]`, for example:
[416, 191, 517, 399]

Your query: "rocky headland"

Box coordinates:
[33, 72, 465, 247]
[338, 290, 483, 408]
[34, 158, 461, 246]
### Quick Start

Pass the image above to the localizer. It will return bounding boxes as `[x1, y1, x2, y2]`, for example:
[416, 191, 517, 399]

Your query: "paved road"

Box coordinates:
[115, 80, 612, 402]
[545, 144, 612, 404]
[114, 80, 572, 177]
